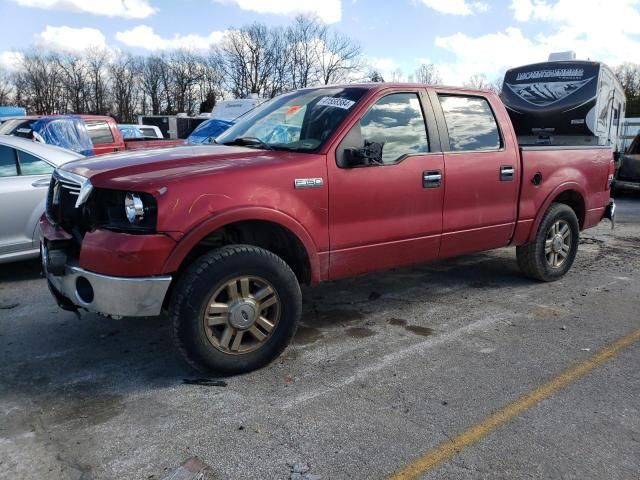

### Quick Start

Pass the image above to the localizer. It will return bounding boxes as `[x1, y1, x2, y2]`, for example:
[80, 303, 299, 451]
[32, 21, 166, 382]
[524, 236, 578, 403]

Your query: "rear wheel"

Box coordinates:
[170, 245, 301, 374]
[516, 203, 579, 282]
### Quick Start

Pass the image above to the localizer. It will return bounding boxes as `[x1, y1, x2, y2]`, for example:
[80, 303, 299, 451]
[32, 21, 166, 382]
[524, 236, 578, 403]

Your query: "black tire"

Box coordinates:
[516, 203, 580, 282]
[170, 245, 301, 375]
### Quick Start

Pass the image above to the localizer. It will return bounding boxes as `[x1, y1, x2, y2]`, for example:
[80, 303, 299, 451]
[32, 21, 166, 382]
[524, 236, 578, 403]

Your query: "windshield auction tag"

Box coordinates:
[317, 97, 356, 110]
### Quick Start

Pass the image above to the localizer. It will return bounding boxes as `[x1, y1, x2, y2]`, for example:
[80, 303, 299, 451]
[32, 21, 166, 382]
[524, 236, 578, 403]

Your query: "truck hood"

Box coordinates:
[61, 145, 297, 190]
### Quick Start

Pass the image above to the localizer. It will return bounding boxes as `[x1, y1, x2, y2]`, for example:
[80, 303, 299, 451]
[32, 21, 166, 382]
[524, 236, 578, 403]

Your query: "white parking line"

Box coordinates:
[282, 313, 511, 409]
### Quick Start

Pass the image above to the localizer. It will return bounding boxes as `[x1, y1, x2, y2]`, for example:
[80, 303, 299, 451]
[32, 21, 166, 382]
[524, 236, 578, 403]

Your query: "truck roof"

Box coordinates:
[301, 82, 495, 96]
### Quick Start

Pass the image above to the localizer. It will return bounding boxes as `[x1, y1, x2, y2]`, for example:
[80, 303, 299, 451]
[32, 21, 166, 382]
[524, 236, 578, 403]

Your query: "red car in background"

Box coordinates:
[0, 114, 182, 155]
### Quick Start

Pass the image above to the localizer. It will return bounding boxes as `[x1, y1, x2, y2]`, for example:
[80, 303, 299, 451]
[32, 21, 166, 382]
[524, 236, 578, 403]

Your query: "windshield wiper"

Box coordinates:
[222, 136, 273, 150]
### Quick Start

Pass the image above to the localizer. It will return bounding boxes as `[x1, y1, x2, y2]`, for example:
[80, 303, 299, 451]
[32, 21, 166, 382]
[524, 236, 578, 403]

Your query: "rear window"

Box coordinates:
[85, 120, 115, 145]
[439, 95, 502, 152]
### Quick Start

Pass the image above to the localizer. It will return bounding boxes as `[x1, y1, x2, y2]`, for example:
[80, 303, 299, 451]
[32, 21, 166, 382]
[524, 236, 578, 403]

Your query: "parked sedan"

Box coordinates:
[0, 136, 83, 263]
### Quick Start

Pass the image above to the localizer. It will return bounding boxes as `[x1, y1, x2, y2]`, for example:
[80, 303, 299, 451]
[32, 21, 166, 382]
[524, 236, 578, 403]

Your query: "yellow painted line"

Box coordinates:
[388, 328, 640, 480]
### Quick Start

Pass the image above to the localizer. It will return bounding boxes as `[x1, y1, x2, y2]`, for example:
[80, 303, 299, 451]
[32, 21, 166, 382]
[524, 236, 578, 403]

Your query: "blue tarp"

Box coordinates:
[31, 116, 94, 156]
[186, 118, 234, 144]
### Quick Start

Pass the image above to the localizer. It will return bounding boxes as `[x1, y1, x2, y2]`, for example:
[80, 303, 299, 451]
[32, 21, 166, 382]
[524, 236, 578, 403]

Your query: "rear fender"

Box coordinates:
[525, 182, 587, 244]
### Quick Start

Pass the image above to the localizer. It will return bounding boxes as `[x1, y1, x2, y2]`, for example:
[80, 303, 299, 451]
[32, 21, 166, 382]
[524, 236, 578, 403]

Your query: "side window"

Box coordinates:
[359, 93, 429, 164]
[85, 121, 115, 144]
[17, 150, 54, 176]
[0, 145, 18, 178]
[439, 95, 502, 151]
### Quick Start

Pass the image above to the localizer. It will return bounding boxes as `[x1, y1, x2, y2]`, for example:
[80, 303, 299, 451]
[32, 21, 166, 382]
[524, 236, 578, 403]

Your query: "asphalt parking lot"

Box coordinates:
[1, 197, 639, 480]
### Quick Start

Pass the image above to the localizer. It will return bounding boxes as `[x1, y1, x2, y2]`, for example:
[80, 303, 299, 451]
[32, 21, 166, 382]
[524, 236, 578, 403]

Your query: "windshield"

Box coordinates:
[216, 87, 368, 152]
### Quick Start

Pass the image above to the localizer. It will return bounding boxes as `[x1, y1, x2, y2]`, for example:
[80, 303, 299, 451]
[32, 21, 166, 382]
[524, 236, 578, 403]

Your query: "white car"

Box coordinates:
[0, 136, 83, 263]
[118, 124, 164, 139]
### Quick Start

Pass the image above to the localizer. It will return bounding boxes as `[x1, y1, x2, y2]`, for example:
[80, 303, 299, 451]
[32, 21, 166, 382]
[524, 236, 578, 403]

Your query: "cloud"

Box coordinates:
[435, 27, 542, 84]
[366, 56, 404, 81]
[116, 25, 226, 51]
[0, 51, 24, 72]
[34, 25, 108, 53]
[11, 0, 156, 18]
[214, 0, 342, 23]
[435, 0, 640, 85]
[417, 0, 489, 15]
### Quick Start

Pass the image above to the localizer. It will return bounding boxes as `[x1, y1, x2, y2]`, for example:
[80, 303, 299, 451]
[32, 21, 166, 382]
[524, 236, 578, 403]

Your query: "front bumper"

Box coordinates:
[42, 243, 172, 318]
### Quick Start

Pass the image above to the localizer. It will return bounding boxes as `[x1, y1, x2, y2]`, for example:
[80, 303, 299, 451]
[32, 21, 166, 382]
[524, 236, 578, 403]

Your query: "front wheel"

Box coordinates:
[170, 245, 302, 374]
[516, 203, 580, 282]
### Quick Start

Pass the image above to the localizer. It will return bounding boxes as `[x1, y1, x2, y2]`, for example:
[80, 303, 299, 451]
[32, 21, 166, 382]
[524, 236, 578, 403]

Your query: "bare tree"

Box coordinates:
[316, 30, 362, 85]
[167, 50, 203, 114]
[464, 73, 490, 90]
[0, 69, 12, 105]
[414, 63, 441, 85]
[14, 51, 65, 114]
[109, 55, 140, 123]
[139, 55, 166, 115]
[615, 63, 640, 116]
[197, 50, 225, 114]
[286, 15, 324, 89]
[367, 70, 385, 82]
[222, 23, 280, 98]
[86, 49, 111, 115]
[57, 53, 90, 113]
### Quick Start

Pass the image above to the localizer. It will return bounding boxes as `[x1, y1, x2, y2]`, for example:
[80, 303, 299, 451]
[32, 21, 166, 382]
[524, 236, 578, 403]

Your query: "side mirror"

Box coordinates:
[343, 141, 384, 167]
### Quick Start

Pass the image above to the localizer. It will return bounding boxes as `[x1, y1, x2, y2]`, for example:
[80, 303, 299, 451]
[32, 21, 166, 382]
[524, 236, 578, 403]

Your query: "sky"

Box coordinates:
[0, 0, 638, 86]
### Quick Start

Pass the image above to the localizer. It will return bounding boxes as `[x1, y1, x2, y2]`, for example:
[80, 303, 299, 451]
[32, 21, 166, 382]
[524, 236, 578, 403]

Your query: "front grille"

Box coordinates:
[46, 171, 92, 259]
[46, 172, 82, 225]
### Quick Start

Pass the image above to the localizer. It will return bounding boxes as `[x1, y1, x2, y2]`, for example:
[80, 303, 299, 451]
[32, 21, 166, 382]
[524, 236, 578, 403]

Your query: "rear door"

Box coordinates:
[328, 89, 445, 279]
[430, 92, 520, 258]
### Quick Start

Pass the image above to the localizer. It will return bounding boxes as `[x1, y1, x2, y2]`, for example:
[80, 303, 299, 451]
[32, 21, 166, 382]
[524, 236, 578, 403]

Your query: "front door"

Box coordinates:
[328, 91, 444, 279]
[433, 93, 520, 258]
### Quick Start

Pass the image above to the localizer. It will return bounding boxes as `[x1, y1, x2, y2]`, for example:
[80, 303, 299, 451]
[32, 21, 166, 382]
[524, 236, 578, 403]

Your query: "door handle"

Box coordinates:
[423, 170, 442, 188]
[500, 165, 515, 181]
[31, 178, 50, 188]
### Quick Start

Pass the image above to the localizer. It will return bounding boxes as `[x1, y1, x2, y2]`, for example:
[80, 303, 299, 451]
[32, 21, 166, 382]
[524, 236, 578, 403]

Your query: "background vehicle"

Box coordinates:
[0, 136, 83, 263]
[41, 83, 615, 374]
[0, 115, 182, 155]
[0, 106, 26, 119]
[119, 124, 164, 139]
[208, 98, 263, 121]
[613, 132, 640, 193]
[185, 118, 234, 144]
[501, 56, 626, 154]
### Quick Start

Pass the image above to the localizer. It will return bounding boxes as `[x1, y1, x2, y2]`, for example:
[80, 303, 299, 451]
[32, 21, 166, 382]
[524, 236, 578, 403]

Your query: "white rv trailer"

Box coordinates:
[501, 54, 626, 154]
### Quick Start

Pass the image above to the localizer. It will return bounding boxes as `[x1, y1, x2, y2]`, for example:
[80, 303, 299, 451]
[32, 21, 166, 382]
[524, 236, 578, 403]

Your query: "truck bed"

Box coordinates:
[514, 145, 613, 243]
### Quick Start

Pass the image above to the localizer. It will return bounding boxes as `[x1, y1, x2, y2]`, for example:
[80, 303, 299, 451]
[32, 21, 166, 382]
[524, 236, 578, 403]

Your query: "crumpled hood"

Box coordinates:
[61, 145, 294, 191]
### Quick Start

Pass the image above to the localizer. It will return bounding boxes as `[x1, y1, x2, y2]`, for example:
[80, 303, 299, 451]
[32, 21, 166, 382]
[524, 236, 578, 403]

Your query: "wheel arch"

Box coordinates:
[162, 207, 322, 286]
[527, 183, 586, 244]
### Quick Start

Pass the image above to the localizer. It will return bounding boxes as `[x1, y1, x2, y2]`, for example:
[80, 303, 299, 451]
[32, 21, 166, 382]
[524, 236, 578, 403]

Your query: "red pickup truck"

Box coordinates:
[0, 114, 182, 155]
[40, 84, 616, 374]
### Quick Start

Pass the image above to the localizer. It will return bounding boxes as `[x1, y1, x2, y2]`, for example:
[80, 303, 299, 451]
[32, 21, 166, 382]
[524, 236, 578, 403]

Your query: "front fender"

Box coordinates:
[161, 206, 325, 283]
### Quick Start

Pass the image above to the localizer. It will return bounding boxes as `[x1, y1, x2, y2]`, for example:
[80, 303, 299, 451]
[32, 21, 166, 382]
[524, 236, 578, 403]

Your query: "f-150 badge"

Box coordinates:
[294, 178, 324, 189]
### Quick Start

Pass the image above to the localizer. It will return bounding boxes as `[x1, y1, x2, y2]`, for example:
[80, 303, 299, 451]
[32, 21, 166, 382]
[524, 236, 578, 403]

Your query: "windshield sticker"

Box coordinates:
[17, 128, 32, 134]
[317, 97, 356, 110]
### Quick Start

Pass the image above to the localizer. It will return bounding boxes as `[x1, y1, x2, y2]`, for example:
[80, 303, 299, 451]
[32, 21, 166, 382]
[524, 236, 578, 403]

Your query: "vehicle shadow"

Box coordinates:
[0, 258, 43, 283]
